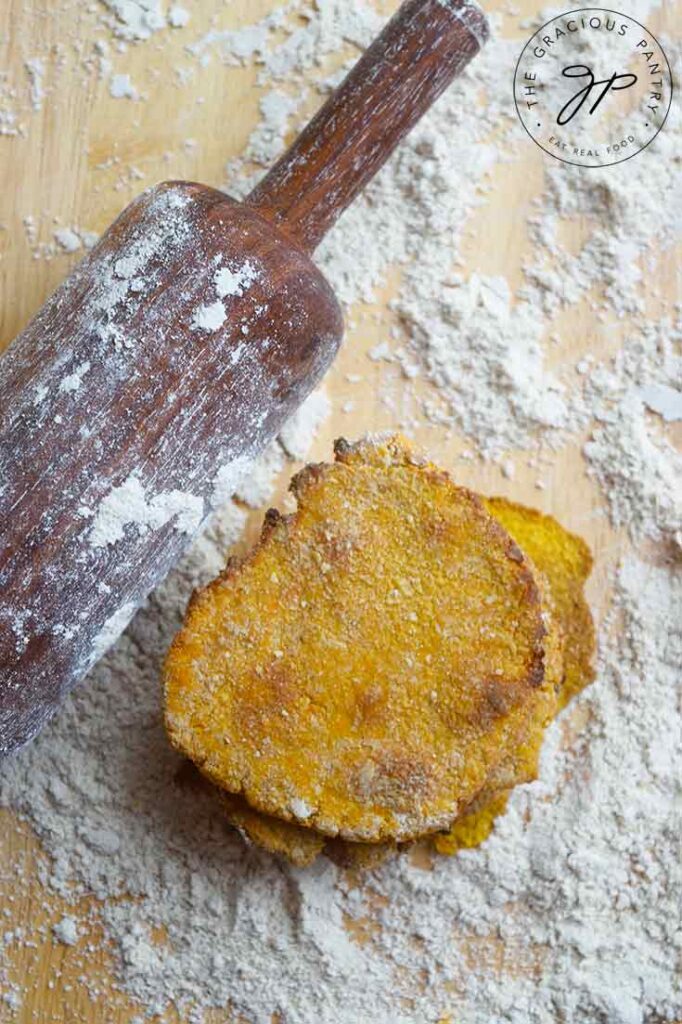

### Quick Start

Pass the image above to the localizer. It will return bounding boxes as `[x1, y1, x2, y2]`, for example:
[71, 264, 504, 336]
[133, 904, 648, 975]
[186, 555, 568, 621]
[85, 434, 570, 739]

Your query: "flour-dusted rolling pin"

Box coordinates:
[0, 0, 488, 755]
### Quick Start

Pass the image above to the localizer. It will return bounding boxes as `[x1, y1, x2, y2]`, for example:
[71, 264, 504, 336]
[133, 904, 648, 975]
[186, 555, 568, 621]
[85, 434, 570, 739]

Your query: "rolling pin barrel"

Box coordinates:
[0, 0, 488, 756]
[0, 183, 344, 755]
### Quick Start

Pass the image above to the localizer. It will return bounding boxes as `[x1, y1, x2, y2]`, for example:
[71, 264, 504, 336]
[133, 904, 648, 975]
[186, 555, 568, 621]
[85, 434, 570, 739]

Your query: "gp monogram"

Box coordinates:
[514, 8, 672, 167]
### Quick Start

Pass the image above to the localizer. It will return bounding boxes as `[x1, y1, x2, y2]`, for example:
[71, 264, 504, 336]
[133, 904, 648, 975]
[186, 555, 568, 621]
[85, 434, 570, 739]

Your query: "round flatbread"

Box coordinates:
[484, 497, 594, 709]
[165, 436, 551, 842]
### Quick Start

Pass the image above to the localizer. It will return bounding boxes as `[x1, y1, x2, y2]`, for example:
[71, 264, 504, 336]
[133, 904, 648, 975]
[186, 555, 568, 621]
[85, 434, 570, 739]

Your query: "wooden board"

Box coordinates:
[0, 0, 677, 1021]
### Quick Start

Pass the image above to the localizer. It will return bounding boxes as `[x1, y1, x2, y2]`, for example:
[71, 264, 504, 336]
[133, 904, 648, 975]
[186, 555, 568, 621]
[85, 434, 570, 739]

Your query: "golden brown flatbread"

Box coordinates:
[434, 498, 595, 855]
[484, 497, 594, 709]
[165, 436, 553, 844]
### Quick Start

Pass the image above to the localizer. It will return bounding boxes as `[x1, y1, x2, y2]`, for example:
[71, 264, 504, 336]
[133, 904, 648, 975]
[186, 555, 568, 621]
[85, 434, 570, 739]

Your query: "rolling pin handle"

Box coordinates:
[245, 0, 489, 253]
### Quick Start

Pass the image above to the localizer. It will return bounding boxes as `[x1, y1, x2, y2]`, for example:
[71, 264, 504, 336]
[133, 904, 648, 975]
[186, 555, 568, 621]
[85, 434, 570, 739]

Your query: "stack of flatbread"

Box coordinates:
[164, 436, 594, 867]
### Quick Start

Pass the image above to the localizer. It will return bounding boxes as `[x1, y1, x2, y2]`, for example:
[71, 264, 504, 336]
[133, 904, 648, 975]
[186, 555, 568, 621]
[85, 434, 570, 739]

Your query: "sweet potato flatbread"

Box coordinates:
[221, 792, 324, 867]
[432, 696, 551, 857]
[433, 791, 510, 854]
[214, 495, 592, 866]
[165, 436, 553, 843]
[484, 497, 594, 709]
[223, 790, 398, 869]
[434, 499, 595, 854]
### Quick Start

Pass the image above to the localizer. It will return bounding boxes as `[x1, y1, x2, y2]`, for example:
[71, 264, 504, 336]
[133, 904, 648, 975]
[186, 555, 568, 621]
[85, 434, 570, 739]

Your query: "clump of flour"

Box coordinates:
[99, 0, 165, 41]
[88, 474, 205, 548]
[53, 916, 79, 946]
[582, 320, 682, 541]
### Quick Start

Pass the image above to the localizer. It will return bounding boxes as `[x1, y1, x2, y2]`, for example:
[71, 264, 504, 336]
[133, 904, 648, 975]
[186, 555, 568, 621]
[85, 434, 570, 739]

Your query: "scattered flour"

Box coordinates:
[279, 389, 332, 461]
[99, 0, 166, 41]
[58, 360, 91, 393]
[639, 383, 682, 422]
[1, 987, 21, 1012]
[192, 260, 262, 331]
[0, 108, 21, 138]
[52, 915, 79, 947]
[88, 473, 205, 548]
[24, 59, 45, 112]
[581, 320, 682, 540]
[235, 444, 286, 509]
[53, 228, 82, 253]
[109, 72, 138, 100]
[168, 6, 190, 30]
[191, 300, 226, 332]
[215, 259, 260, 298]
[0, 1, 680, 1023]
[51, 227, 98, 257]
[210, 455, 253, 510]
[89, 601, 138, 664]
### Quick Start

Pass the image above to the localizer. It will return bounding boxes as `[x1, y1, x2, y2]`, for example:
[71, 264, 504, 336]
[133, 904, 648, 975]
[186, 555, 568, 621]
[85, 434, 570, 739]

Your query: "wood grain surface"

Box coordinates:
[0, 0, 678, 1021]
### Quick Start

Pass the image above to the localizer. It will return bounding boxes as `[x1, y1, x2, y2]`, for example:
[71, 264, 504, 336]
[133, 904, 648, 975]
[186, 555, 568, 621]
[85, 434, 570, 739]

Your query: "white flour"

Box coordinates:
[53, 228, 82, 253]
[87, 473, 205, 548]
[1, 1, 681, 1022]
[99, 0, 166, 41]
[109, 72, 138, 99]
[192, 259, 262, 332]
[191, 300, 227, 332]
[52, 916, 79, 947]
[582, 321, 682, 541]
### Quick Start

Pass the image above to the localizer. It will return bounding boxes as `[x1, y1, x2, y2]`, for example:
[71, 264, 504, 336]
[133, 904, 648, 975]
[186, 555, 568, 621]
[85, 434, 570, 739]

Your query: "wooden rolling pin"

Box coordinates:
[0, 0, 488, 756]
